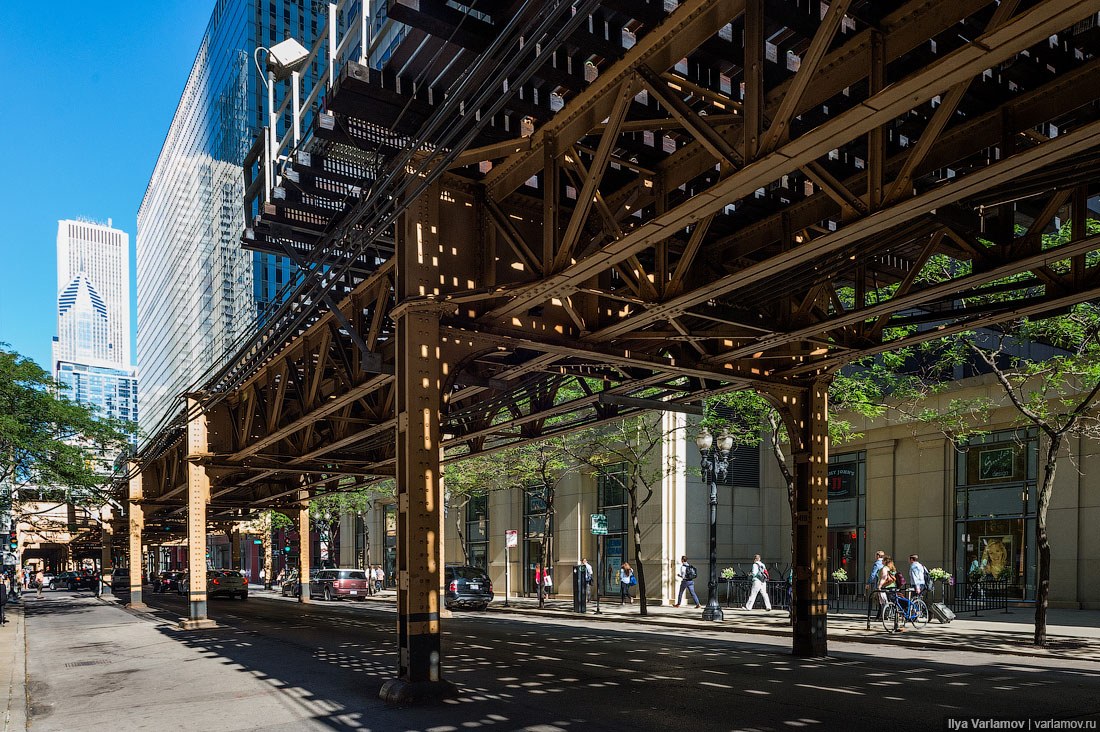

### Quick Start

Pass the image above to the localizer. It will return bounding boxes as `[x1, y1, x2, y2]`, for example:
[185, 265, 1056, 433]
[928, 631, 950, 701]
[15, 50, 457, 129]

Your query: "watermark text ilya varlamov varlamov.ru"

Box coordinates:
[945, 719, 1098, 730]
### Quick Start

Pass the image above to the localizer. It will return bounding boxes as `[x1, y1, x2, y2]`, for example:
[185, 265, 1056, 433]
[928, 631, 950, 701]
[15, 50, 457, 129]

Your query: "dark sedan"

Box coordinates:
[444, 565, 493, 610]
[152, 571, 185, 593]
[53, 572, 97, 590]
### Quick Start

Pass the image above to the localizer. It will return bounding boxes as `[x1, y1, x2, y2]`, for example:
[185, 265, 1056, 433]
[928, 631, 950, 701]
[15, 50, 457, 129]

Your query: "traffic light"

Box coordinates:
[8, 531, 16, 551]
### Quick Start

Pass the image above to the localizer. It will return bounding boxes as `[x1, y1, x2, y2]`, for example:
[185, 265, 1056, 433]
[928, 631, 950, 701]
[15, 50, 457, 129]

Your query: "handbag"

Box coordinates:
[629, 574, 637, 586]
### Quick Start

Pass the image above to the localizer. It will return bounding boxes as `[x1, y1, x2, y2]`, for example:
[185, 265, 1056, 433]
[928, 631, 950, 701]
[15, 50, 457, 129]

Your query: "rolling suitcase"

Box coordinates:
[930, 602, 955, 623]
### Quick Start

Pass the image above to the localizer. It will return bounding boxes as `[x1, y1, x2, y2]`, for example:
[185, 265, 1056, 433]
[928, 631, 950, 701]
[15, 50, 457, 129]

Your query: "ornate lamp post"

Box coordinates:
[697, 431, 734, 621]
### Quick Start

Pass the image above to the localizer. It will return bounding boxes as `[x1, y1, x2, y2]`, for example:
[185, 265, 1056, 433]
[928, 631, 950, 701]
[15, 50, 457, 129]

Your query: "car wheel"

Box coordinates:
[323, 586, 332, 602]
[49, 581, 56, 591]
[240, 592, 248, 600]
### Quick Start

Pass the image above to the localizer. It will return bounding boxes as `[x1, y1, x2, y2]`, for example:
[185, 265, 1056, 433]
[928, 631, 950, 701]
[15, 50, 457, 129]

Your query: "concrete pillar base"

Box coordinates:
[177, 618, 218, 630]
[378, 679, 459, 704]
[125, 602, 148, 611]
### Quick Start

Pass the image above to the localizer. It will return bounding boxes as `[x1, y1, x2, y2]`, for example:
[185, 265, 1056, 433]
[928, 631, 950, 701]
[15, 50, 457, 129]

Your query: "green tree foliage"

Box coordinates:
[0, 345, 132, 517]
[566, 415, 682, 616]
[307, 480, 394, 567]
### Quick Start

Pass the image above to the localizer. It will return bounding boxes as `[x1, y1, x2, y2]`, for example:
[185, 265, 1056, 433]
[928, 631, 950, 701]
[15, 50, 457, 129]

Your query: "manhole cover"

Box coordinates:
[65, 660, 111, 668]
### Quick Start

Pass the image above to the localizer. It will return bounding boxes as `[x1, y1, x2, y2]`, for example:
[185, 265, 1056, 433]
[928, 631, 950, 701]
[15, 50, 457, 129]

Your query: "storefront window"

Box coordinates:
[828, 451, 865, 579]
[384, 504, 397, 587]
[598, 465, 628, 596]
[955, 429, 1037, 598]
[523, 487, 552, 595]
[465, 495, 489, 572]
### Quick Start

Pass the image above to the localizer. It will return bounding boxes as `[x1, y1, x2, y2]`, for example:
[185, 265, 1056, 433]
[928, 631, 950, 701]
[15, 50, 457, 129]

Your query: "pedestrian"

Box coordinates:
[908, 554, 928, 597]
[0, 573, 7, 624]
[744, 554, 772, 610]
[534, 563, 544, 598]
[581, 557, 593, 600]
[877, 556, 899, 617]
[865, 549, 886, 620]
[674, 555, 701, 608]
[258, 567, 266, 587]
[35, 569, 43, 599]
[542, 565, 553, 599]
[619, 562, 635, 604]
[374, 565, 385, 593]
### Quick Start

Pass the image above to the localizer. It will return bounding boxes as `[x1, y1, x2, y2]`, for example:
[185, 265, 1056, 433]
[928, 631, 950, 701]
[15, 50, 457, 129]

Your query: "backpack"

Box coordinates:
[760, 566, 769, 580]
[923, 567, 932, 589]
[684, 564, 698, 581]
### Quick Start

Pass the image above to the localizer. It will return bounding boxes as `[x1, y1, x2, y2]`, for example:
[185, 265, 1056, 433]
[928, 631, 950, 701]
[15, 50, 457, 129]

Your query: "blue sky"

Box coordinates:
[0, 2, 216, 371]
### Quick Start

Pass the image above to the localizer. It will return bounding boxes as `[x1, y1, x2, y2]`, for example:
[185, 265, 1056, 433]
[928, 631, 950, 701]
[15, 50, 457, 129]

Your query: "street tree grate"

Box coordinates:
[64, 660, 111, 668]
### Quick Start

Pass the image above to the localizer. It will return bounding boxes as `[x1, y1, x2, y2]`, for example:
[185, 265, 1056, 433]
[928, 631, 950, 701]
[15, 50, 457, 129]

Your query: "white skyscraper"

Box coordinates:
[54, 219, 130, 370]
[53, 218, 138, 439]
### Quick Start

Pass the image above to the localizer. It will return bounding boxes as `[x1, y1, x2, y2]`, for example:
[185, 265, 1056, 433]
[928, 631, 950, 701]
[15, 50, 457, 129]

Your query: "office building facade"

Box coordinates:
[136, 0, 344, 436]
[53, 219, 138, 443]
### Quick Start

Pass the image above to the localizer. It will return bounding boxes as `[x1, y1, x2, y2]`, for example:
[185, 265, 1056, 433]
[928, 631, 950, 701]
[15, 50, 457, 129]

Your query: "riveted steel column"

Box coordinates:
[127, 463, 146, 609]
[99, 520, 113, 596]
[230, 527, 242, 570]
[791, 380, 830, 657]
[182, 397, 213, 628]
[380, 182, 456, 703]
[298, 494, 311, 603]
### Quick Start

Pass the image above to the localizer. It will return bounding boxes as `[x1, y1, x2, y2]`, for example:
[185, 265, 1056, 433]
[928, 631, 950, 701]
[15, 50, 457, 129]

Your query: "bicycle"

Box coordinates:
[881, 589, 929, 633]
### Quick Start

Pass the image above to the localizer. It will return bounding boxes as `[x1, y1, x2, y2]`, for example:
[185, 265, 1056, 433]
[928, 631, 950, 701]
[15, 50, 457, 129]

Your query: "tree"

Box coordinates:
[896, 307, 1100, 647]
[445, 439, 570, 607]
[244, 510, 294, 587]
[308, 482, 392, 568]
[0, 346, 132, 537]
[566, 415, 682, 616]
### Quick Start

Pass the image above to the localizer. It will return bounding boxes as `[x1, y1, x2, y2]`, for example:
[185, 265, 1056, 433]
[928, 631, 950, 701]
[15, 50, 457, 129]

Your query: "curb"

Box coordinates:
[477, 604, 1097, 662]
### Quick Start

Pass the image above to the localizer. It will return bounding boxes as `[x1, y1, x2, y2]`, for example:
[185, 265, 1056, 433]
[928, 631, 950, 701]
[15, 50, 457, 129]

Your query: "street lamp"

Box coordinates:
[697, 430, 734, 621]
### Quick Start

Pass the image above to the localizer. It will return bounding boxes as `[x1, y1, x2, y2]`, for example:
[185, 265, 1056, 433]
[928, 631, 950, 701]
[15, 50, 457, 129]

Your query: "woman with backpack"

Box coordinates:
[743, 554, 772, 610]
[876, 556, 899, 611]
[619, 562, 636, 604]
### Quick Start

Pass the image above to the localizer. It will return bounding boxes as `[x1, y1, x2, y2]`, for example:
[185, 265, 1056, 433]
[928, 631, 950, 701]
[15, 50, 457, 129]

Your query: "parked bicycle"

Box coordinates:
[881, 589, 929, 633]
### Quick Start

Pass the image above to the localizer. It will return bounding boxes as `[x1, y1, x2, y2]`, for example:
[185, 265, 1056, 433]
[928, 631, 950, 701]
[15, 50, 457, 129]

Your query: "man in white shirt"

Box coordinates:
[674, 556, 701, 608]
[908, 554, 928, 596]
[744, 554, 772, 611]
[581, 558, 594, 600]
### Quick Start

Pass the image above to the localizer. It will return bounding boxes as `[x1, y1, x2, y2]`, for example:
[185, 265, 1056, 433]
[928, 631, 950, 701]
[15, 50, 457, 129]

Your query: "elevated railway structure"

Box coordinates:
[125, 0, 1100, 700]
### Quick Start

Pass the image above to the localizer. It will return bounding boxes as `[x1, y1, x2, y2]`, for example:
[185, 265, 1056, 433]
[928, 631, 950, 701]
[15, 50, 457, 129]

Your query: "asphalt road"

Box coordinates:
[24, 589, 1100, 731]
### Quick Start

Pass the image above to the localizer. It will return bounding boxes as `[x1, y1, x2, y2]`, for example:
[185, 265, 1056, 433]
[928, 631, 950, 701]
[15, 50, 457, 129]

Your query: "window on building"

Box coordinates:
[383, 504, 397, 587]
[465, 495, 488, 572]
[597, 464, 628, 596]
[827, 451, 866, 580]
[522, 486, 552, 595]
[955, 429, 1037, 599]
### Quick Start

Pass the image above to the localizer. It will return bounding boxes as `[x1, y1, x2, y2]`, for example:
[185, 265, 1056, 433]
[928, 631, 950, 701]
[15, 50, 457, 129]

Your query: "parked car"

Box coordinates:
[180, 570, 248, 600]
[280, 570, 318, 598]
[310, 569, 371, 601]
[153, 571, 185, 594]
[444, 565, 493, 610]
[30, 572, 55, 589]
[53, 571, 96, 590]
[110, 568, 130, 595]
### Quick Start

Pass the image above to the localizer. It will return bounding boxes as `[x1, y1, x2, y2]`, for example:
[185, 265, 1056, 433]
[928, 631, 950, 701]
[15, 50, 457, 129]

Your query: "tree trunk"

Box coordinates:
[1035, 433, 1059, 647]
[769, 411, 796, 623]
[628, 487, 648, 616]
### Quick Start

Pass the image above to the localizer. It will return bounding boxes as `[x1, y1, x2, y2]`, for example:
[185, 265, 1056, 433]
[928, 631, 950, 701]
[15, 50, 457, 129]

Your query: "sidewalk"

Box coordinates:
[0, 602, 26, 732]
[272, 585, 1100, 661]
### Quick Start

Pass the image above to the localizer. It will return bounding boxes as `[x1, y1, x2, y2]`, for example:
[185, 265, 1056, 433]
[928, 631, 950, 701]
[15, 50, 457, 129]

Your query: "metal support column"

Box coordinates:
[230, 527, 242, 570]
[298, 495, 311, 603]
[380, 184, 457, 703]
[99, 521, 112, 596]
[127, 463, 146, 609]
[182, 397, 214, 629]
[790, 380, 831, 657]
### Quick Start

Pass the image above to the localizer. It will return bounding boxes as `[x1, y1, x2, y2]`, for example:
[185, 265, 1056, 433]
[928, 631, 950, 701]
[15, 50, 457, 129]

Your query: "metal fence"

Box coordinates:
[721, 577, 792, 610]
[940, 579, 1012, 615]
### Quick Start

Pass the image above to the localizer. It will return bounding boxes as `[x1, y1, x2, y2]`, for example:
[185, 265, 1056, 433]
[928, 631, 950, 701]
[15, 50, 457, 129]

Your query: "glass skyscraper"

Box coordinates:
[137, 0, 340, 437]
[53, 218, 139, 445]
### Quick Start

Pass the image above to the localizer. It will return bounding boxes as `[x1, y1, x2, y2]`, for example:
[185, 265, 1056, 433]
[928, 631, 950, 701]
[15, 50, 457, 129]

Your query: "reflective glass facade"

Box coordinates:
[136, 0, 330, 436]
[55, 363, 138, 447]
